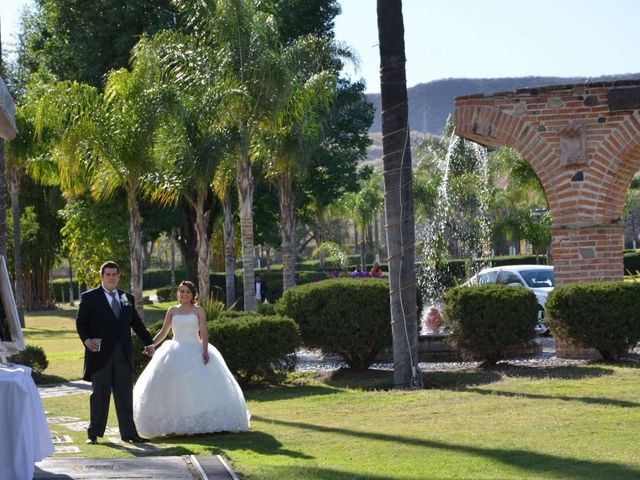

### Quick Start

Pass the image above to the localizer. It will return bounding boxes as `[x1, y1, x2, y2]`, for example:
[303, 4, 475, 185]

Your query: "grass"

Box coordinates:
[23, 302, 174, 382]
[26, 308, 640, 479]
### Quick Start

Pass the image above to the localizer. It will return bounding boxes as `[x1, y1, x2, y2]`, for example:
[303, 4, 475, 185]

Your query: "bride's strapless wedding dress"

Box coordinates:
[133, 313, 250, 436]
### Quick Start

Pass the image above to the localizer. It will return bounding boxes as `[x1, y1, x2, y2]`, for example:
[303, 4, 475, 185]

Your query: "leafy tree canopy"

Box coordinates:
[19, 0, 176, 87]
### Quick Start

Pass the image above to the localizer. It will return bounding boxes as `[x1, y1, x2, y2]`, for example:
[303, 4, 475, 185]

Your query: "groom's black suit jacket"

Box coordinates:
[76, 287, 153, 381]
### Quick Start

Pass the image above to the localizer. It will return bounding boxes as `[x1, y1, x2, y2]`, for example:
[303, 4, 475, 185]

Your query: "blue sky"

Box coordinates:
[3, 0, 640, 93]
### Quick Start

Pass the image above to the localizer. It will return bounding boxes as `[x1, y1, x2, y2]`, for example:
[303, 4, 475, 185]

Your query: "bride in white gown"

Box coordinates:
[133, 281, 250, 437]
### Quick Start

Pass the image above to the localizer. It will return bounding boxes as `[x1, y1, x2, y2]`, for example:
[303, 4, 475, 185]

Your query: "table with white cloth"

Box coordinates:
[0, 364, 54, 480]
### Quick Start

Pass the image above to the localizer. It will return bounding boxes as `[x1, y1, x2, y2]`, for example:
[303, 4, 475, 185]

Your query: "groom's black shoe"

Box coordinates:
[121, 436, 150, 443]
[86, 436, 98, 445]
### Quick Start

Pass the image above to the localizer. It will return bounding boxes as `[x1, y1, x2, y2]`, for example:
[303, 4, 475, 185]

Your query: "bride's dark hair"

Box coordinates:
[178, 281, 199, 304]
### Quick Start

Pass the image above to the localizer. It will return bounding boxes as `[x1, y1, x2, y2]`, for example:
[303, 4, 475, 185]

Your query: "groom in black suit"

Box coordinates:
[76, 261, 155, 444]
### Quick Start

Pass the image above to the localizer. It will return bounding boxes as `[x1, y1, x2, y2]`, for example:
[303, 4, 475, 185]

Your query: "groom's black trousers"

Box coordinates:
[88, 343, 138, 439]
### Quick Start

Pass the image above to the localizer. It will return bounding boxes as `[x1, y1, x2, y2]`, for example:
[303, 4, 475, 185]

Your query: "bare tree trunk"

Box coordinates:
[360, 224, 366, 272]
[237, 140, 256, 311]
[353, 222, 358, 255]
[278, 173, 296, 292]
[222, 188, 236, 309]
[0, 138, 6, 258]
[377, 0, 421, 389]
[316, 208, 326, 269]
[127, 184, 144, 319]
[7, 169, 24, 326]
[374, 211, 380, 259]
[194, 194, 211, 299]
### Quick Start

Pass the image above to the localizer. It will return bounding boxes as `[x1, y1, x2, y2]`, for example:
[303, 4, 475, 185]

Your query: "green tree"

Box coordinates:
[300, 79, 373, 268]
[36, 43, 172, 317]
[256, 37, 336, 291]
[170, 0, 294, 310]
[377, 0, 421, 389]
[147, 60, 230, 297]
[20, 0, 176, 87]
[59, 198, 129, 288]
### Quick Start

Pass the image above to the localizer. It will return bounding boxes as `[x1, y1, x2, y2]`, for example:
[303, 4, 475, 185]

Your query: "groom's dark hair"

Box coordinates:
[100, 261, 120, 275]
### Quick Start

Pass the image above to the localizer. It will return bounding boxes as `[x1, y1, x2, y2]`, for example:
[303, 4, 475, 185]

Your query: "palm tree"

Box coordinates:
[212, 155, 238, 309]
[36, 45, 171, 318]
[256, 38, 336, 291]
[144, 39, 232, 298]
[376, 0, 421, 389]
[170, 0, 289, 310]
[4, 107, 39, 327]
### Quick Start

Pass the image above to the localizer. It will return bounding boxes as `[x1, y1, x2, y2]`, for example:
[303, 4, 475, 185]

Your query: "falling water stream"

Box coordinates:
[415, 134, 492, 333]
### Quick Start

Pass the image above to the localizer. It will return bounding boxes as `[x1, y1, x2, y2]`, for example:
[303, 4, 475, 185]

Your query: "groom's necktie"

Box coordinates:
[108, 291, 121, 318]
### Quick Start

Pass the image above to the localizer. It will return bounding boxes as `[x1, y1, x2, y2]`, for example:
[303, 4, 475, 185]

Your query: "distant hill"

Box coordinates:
[366, 74, 640, 134]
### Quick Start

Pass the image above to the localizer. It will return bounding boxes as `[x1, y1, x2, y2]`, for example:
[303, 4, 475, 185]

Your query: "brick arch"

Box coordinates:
[595, 114, 640, 217]
[455, 80, 640, 286]
[455, 104, 553, 194]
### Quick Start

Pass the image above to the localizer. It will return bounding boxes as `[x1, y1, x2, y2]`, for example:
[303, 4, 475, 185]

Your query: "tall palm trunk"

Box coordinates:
[7, 168, 25, 327]
[360, 224, 366, 272]
[194, 193, 211, 298]
[377, 0, 421, 389]
[222, 188, 236, 309]
[316, 208, 326, 269]
[127, 184, 145, 319]
[0, 139, 6, 259]
[278, 172, 296, 292]
[237, 140, 256, 311]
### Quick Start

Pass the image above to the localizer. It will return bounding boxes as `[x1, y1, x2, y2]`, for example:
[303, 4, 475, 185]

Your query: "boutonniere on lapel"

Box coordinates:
[120, 293, 131, 307]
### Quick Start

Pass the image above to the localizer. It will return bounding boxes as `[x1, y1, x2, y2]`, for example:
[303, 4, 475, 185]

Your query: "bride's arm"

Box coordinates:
[197, 306, 209, 364]
[152, 308, 174, 348]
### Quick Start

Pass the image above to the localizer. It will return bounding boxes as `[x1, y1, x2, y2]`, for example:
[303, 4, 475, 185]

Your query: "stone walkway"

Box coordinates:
[36, 384, 239, 479]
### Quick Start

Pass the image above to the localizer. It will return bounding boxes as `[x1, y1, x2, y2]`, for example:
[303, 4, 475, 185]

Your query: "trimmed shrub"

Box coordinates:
[9, 345, 48, 379]
[144, 269, 187, 289]
[156, 286, 175, 302]
[623, 251, 640, 275]
[217, 311, 257, 320]
[443, 285, 538, 365]
[50, 279, 81, 303]
[257, 302, 277, 315]
[208, 314, 300, 383]
[276, 278, 391, 370]
[545, 281, 640, 360]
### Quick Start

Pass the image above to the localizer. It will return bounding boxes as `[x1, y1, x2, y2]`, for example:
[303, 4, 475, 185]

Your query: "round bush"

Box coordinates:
[443, 285, 538, 365]
[208, 314, 300, 383]
[10, 345, 48, 379]
[276, 278, 391, 370]
[545, 281, 640, 360]
[156, 286, 175, 302]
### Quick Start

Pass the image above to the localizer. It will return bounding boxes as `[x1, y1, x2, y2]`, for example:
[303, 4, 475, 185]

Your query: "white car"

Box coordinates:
[462, 265, 554, 335]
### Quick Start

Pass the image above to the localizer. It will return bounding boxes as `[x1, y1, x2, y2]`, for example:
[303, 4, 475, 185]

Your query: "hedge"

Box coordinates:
[443, 284, 538, 365]
[545, 281, 640, 360]
[208, 314, 300, 383]
[276, 278, 391, 370]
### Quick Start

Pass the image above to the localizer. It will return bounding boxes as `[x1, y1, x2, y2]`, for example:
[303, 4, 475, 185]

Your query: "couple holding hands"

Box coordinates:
[76, 261, 249, 445]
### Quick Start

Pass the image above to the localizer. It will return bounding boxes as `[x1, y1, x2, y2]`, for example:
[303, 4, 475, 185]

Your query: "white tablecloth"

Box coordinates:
[0, 364, 54, 480]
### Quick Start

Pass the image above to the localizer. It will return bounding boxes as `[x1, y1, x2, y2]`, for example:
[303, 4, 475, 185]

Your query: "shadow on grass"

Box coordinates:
[250, 466, 404, 479]
[103, 431, 313, 460]
[465, 385, 640, 408]
[422, 365, 614, 390]
[23, 327, 78, 339]
[28, 309, 77, 319]
[246, 384, 343, 403]
[253, 416, 640, 480]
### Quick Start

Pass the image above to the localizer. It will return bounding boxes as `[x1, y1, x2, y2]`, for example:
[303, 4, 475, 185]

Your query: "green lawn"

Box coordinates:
[27, 308, 640, 479]
[23, 302, 173, 382]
